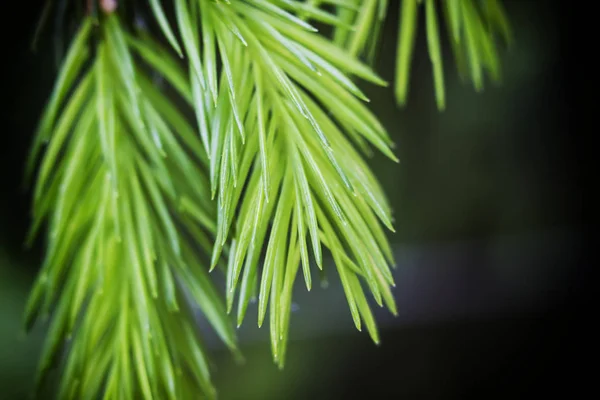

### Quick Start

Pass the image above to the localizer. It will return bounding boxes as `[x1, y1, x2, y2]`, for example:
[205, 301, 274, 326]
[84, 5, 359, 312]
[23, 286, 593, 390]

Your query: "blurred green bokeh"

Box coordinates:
[1, 249, 43, 399]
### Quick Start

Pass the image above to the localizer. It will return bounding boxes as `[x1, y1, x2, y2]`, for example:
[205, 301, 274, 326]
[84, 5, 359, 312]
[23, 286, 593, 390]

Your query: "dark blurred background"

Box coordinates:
[1, 1, 584, 399]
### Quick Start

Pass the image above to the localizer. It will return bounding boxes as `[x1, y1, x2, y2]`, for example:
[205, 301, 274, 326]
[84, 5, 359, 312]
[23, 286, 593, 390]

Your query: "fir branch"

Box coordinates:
[397, 0, 512, 109]
[157, 0, 399, 367]
[25, 15, 237, 399]
[328, 0, 512, 110]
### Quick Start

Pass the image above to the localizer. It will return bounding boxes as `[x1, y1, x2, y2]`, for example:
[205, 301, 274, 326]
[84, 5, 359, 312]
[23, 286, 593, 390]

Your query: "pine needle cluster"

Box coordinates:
[24, 1, 511, 398]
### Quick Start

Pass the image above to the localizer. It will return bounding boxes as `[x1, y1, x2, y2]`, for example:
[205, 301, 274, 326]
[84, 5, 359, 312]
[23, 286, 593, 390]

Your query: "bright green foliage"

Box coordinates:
[164, 0, 398, 367]
[395, 0, 512, 109]
[333, 0, 389, 63]
[24, 1, 512, 399]
[331, 0, 512, 110]
[25, 16, 238, 399]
